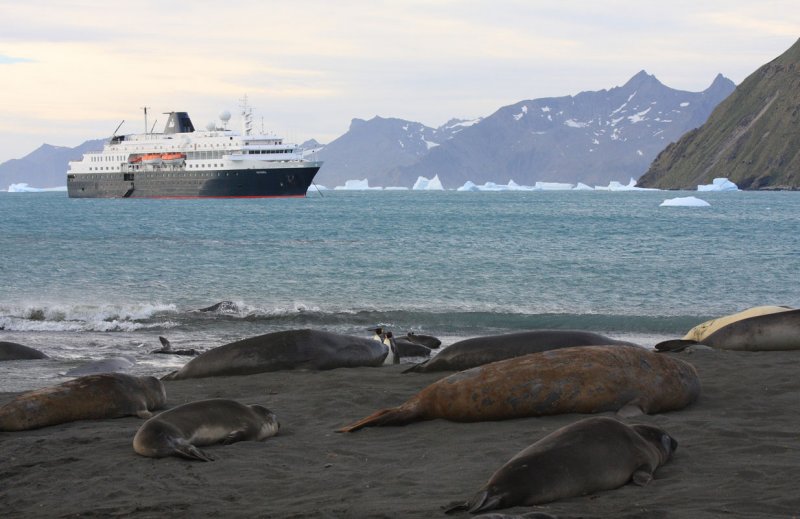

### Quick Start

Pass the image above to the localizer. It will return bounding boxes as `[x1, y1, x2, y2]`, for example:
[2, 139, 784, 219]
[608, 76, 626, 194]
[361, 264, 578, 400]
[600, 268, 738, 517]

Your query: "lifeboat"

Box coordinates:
[161, 152, 187, 164]
[141, 153, 164, 164]
[128, 155, 143, 164]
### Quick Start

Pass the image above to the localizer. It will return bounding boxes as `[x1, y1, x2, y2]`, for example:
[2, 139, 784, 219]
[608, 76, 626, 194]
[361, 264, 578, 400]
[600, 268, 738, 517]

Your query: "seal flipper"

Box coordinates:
[136, 410, 154, 419]
[222, 430, 246, 445]
[445, 490, 504, 514]
[158, 336, 172, 351]
[336, 405, 421, 433]
[631, 465, 654, 486]
[616, 402, 645, 418]
[655, 339, 698, 352]
[173, 440, 215, 462]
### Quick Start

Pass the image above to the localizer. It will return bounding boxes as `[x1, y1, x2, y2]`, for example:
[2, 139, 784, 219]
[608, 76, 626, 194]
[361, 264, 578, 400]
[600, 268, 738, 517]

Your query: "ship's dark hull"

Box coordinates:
[67, 166, 319, 198]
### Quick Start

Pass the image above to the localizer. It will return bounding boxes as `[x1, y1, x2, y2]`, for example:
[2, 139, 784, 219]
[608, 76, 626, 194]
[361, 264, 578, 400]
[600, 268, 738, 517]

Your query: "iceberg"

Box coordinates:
[334, 179, 382, 190]
[534, 182, 574, 190]
[697, 178, 739, 191]
[412, 174, 444, 190]
[7, 183, 67, 192]
[595, 178, 658, 191]
[660, 196, 711, 207]
[574, 183, 594, 191]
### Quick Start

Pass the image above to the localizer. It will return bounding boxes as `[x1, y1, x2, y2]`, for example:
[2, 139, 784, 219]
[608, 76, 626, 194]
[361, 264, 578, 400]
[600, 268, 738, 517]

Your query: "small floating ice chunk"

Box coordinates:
[660, 196, 711, 207]
[697, 177, 739, 191]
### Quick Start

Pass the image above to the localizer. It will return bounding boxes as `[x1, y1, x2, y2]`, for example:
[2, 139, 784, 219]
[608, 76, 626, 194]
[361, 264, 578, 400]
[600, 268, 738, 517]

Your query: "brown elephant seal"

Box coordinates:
[657, 308, 800, 352]
[133, 398, 279, 461]
[0, 373, 166, 431]
[162, 328, 388, 380]
[0, 341, 49, 361]
[339, 345, 699, 432]
[445, 416, 677, 514]
[404, 330, 640, 373]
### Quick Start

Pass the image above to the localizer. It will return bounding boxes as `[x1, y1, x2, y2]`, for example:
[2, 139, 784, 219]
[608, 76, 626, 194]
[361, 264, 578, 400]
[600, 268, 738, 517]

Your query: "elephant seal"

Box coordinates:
[394, 337, 432, 358]
[64, 355, 136, 376]
[133, 398, 279, 461]
[656, 307, 799, 351]
[0, 373, 166, 431]
[197, 300, 240, 313]
[403, 332, 441, 349]
[151, 336, 199, 356]
[370, 328, 434, 357]
[404, 330, 640, 373]
[0, 341, 49, 361]
[338, 345, 699, 432]
[162, 328, 388, 380]
[674, 308, 800, 351]
[445, 416, 677, 513]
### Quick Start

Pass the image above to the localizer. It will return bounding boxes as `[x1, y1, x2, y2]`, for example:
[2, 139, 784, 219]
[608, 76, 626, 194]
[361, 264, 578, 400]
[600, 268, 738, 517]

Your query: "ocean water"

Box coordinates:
[1, 189, 799, 391]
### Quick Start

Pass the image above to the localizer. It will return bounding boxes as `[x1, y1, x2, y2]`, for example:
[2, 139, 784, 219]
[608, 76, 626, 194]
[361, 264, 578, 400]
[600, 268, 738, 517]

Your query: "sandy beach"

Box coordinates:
[1, 347, 799, 518]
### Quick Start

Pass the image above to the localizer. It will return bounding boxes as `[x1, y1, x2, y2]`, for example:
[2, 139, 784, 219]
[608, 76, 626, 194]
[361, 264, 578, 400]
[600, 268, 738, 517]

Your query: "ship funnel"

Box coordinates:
[164, 112, 195, 134]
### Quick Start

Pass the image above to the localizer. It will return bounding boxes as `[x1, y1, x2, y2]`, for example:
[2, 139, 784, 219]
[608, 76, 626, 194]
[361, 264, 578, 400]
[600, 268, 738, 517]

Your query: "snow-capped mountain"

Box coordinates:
[311, 116, 480, 187]
[386, 71, 735, 188]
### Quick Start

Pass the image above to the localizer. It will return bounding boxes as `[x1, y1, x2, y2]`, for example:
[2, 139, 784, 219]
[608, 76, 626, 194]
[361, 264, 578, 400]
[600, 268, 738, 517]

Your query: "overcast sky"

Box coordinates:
[0, 1, 798, 163]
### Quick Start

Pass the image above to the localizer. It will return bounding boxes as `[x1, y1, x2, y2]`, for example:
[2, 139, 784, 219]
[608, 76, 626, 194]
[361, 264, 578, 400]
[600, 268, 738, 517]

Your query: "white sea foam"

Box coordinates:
[0, 302, 179, 332]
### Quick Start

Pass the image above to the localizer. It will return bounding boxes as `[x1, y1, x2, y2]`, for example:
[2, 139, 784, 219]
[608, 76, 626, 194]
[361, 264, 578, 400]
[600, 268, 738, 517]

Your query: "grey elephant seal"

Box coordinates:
[133, 398, 279, 461]
[64, 355, 136, 376]
[446, 416, 677, 514]
[404, 330, 640, 373]
[151, 336, 199, 356]
[0, 341, 49, 361]
[0, 373, 166, 431]
[657, 308, 800, 352]
[162, 328, 388, 380]
[197, 300, 240, 313]
[339, 345, 699, 432]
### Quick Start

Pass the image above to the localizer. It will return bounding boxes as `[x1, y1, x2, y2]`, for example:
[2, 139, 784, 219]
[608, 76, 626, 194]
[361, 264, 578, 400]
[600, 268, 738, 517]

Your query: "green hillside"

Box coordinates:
[637, 38, 800, 190]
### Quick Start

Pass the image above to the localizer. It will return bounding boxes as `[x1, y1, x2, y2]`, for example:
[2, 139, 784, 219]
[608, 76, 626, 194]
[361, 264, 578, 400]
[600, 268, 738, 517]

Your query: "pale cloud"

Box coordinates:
[0, 0, 798, 162]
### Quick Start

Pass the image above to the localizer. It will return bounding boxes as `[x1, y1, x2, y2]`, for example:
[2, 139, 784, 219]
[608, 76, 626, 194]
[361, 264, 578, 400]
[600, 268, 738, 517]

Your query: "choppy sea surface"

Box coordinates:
[1, 189, 798, 391]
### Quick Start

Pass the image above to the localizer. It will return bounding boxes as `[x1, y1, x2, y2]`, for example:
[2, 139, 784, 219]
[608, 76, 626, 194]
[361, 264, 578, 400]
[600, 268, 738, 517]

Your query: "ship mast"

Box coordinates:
[240, 95, 253, 136]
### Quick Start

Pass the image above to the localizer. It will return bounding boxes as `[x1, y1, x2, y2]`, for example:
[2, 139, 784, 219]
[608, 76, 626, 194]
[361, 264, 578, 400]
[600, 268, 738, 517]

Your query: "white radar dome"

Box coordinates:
[206, 121, 217, 131]
[219, 110, 231, 122]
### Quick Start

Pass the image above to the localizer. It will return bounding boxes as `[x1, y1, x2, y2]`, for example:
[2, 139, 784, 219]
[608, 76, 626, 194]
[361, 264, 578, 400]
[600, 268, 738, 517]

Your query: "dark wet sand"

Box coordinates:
[1, 348, 799, 518]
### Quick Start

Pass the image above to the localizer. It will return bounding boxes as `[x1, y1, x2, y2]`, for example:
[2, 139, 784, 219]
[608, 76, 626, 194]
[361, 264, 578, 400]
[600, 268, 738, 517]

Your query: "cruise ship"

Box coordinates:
[67, 103, 322, 198]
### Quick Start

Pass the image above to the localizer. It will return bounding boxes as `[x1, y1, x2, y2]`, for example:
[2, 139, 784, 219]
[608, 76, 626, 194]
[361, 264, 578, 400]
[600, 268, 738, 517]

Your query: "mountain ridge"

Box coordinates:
[637, 38, 800, 190]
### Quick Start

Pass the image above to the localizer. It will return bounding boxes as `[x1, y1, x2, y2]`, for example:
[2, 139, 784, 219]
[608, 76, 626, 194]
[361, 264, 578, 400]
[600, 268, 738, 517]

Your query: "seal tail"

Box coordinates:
[336, 406, 420, 433]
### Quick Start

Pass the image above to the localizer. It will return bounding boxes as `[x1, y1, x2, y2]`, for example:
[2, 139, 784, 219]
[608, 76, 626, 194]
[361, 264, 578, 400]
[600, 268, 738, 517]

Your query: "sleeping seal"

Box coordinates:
[162, 328, 388, 380]
[339, 345, 699, 432]
[133, 398, 279, 461]
[404, 330, 640, 373]
[656, 307, 800, 351]
[0, 341, 49, 361]
[0, 373, 166, 431]
[446, 416, 677, 513]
